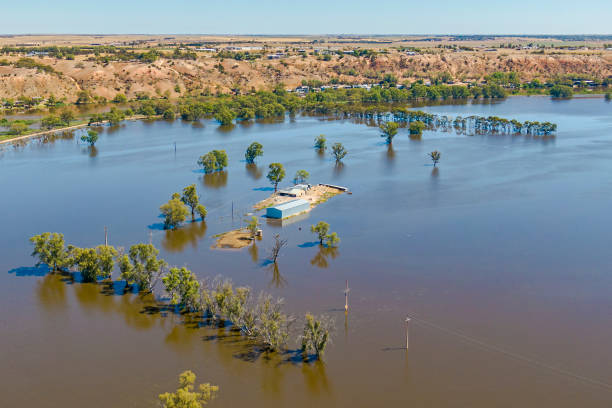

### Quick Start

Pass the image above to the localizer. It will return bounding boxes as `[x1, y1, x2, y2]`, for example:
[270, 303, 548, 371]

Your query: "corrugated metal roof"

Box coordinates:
[272, 199, 309, 211]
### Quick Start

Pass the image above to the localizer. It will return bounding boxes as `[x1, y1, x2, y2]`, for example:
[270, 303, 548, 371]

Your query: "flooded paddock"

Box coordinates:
[2, 96, 612, 407]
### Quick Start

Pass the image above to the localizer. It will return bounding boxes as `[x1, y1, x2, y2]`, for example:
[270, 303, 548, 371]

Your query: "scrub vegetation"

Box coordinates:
[28, 233, 334, 360]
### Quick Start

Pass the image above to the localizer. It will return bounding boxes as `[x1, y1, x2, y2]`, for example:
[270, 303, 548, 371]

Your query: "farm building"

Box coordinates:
[266, 199, 310, 219]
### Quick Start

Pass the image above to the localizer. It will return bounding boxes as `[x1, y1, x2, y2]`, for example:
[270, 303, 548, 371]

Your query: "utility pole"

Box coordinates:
[104, 226, 108, 246]
[149, 231, 153, 245]
[405, 316, 411, 350]
[174, 142, 176, 154]
[344, 280, 350, 312]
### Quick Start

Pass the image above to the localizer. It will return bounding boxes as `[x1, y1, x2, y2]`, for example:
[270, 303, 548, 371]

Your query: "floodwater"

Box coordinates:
[2, 96, 612, 407]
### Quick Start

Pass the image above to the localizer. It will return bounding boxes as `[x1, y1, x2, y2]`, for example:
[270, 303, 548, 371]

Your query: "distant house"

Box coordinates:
[266, 199, 310, 219]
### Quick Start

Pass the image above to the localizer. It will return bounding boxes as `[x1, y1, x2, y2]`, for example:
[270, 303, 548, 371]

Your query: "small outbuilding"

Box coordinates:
[266, 199, 310, 219]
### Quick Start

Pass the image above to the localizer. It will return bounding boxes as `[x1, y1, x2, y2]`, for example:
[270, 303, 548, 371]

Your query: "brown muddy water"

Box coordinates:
[2, 96, 612, 407]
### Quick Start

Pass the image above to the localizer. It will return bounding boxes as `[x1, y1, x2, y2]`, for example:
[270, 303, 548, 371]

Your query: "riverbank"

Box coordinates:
[0, 115, 151, 145]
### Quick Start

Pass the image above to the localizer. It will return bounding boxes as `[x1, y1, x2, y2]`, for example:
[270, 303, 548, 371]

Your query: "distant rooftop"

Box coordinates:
[272, 199, 309, 211]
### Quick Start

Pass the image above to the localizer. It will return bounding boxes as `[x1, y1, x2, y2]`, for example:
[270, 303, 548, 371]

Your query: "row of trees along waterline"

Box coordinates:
[28, 232, 333, 360]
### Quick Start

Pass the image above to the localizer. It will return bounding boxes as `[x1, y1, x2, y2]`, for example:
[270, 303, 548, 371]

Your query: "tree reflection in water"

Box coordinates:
[248, 241, 259, 264]
[301, 360, 331, 395]
[201, 171, 228, 189]
[161, 221, 207, 253]
[245, 163, 262, 180]
[310, 245, 340, 269]
[36, 272, 67, 310]
[267, 263, 287, 288]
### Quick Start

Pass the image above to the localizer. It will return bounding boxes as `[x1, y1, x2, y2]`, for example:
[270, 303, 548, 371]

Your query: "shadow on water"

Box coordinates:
[8, 264, 50, 276]
[310, 246, 340, 269]
[200, 171, 228, 189]
[245, 163, 263, 180]
[161, 221, 208, 253]
[216, 124, 235, 133]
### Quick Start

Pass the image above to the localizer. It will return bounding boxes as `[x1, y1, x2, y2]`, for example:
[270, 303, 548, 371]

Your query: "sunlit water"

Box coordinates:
[2, 96, 612, 407]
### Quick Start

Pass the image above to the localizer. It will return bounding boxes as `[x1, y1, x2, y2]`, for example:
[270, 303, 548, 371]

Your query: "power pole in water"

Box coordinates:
[104, 226, 108, 246]
[344, 280, 350, 312]
[405, 317, 411, 350]
[149, 231, 153, 245]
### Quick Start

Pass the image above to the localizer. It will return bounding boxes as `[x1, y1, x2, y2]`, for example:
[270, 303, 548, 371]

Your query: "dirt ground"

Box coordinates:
[1, 34, 610, 101]
[212, 229, 253, 249]
[253, 184, 344, 212]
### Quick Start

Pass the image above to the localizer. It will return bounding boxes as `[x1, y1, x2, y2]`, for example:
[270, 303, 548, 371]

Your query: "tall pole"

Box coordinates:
[405, 317, 411, 350]
[344, 280, 350, 312]
[149, 231, 153, 245]
[104, 226, 108, 246]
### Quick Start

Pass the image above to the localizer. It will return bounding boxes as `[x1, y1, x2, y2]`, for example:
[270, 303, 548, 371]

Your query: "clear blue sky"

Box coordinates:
[2, 0, 612, 35]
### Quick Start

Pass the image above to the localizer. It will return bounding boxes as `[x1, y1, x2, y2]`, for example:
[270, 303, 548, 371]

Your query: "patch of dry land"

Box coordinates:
[212, 229, 253, 249]
[253, 184, 344, 212]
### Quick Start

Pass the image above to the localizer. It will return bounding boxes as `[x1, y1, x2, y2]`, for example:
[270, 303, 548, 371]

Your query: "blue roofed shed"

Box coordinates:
[266, 199, 310, 219]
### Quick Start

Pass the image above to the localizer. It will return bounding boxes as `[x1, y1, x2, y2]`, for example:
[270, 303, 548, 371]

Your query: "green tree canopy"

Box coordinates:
[162, 267, 201, 309]
[310, 221, 330, 244]
[293, 169, 309, 184]
[117, 243, 167, 292]
[380, 121, 399, 143]
[331, 143, 347, 163]
[245, 142, 263, 164]
[160, 193, 189, 230]
[158, 370, 218, 408]
[29, 232, 71, 271]
[81, 130, 98, 146]
[267, 163, 285, 192]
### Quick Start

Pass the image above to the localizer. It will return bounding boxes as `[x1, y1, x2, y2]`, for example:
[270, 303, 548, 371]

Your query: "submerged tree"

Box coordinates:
[429, 150, 441, 167]
[244, 142, 263, 164]
[158, 370, 218, 408]
[325, 232, 340, 247]
[214, 106, 236, 125]
[380, 121, 399, 143]
[270, 233, 287, 263]
[255, 293, 291, 352]
[29, 232, 71, 271]
[160, 193, 190, 230]
[181, 184, 206, 220]
[117, 243, 168, 292]
[300, 313, 333, 360]
[197, 150, 228, 174]
[267, 163, 285, 192]
[162, 267, 200, 310]
[81, 130, 98, 146]
[310, 221, 330, 245]
[70, 245, 117, 282]
[293, 169, 309, 184]
[331, 142, 347, 163]
[246, 216, 260, 237]
[409, 120, 426, 135]
[314, 134, 327, 150]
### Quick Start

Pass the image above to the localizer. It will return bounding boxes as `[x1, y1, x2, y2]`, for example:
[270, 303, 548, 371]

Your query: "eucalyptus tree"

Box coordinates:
[310, 222, 330, 244]
[198, 150, 228, 173]
[162, 267, 201, 310]
[29, 232, 71, 271]
[181, 184, 206, 220]
[70, 245, 117, 282]
[314, 134, 326, 150]
[117, 243, 168, 293]
[293, 169, 309, 184]
[160, 193, 189, 230]
[245, 142, 263, 164]
[380, 121, 399, 143]
[429, 150, 441, 167]
[158, 370, 218, 408]
[81, 130, 98, 146]
[300, 313, 333, 359]
[267, 163, 285, 192]
[331, 142, 347, 163]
